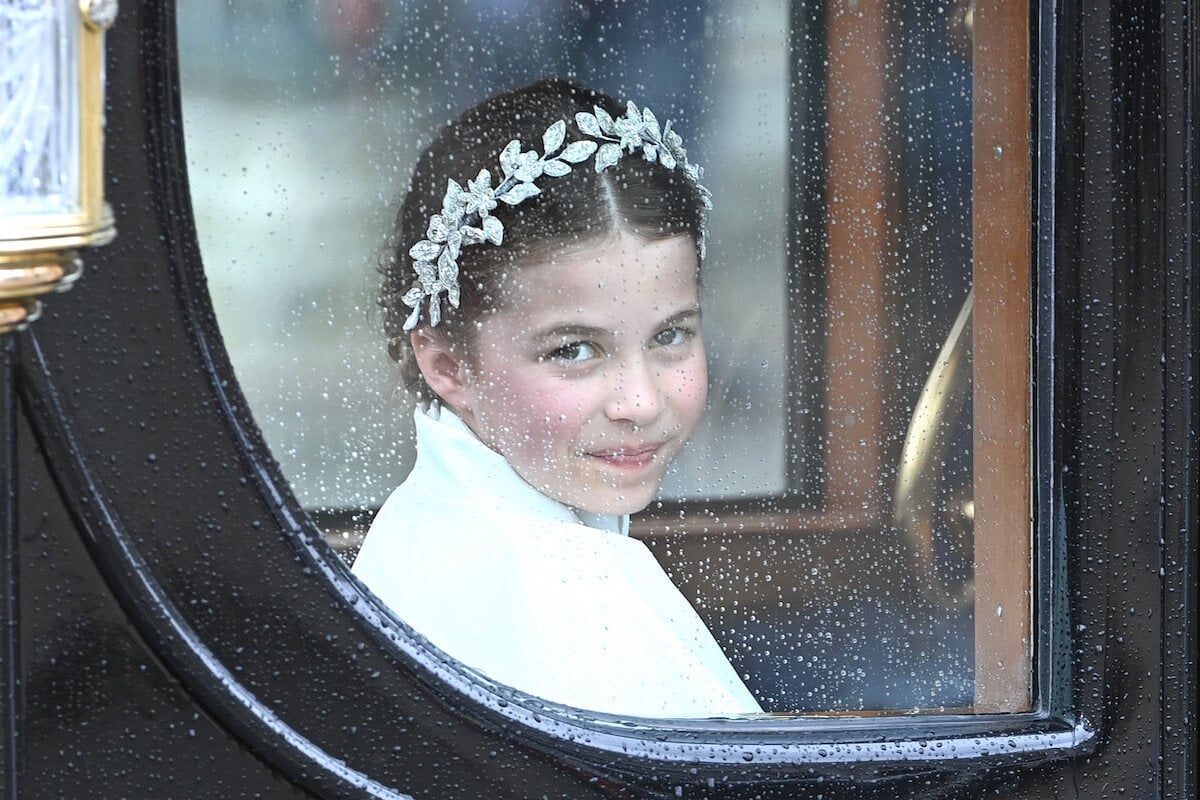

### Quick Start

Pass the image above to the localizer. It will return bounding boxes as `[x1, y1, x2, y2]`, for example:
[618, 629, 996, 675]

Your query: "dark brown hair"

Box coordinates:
[379, 79, 709, 402]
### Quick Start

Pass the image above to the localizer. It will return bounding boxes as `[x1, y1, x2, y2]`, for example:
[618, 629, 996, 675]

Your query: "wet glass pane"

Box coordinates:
[177, 2, 789, 514]
[177, 0, 1031, 718]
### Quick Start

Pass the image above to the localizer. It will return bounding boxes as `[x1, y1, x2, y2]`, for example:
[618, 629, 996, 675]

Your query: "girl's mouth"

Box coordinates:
[587, 443, 662, 469]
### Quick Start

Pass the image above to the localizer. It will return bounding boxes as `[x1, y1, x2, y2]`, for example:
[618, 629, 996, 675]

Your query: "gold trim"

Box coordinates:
[0, 251, 83, 335]
[80, 0, 119, 32]
[0, 205, 115, 254]
[80, 7, 108, 237]
[0, 301, 41, 333]
[893, 288, 975, 608]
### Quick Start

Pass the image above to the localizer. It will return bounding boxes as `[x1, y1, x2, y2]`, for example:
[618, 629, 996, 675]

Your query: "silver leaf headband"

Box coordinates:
[398, 100, 711, 331]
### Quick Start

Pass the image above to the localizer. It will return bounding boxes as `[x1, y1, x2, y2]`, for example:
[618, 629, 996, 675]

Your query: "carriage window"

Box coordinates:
[178, 0, 1032, 716]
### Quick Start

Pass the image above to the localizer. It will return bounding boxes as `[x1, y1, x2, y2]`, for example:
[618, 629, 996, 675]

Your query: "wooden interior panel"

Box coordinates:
[971, 0, 1033, 712]
[821, 0, 890, 517]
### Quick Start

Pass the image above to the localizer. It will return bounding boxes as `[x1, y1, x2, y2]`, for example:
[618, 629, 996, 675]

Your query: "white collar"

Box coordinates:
[414, 404, 630, 537]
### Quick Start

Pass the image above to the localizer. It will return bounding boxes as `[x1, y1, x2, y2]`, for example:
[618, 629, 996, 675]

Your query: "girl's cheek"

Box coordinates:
[674, 356, 709, 432]
[504, 380, 589, 456]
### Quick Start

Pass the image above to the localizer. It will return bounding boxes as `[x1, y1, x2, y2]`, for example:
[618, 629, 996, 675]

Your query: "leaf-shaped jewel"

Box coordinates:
[513, 151, 543, 182]
[460, 226, 486, 244]
[438, 249, 458, 283]
[427, 214, 450, 242]
[440, 202, 465, 230]
[659, 149, 677, 170]
[464, 169, 497, 216]
[447, 283, 460, 308]
[498, 181, 542, 204]
[429, 294, 442, 327]
[444, 178, 466, 206]
[625, 100, 639, 120]
[663, 127, 685, 158]
[542, 158, 571, 177]
[642, 144, 657, 162]
[594, 142, 622, 173]
[613, 115, 643, 150]
[594, 105, 616, 134]
[403, 303, 423, 331]
[543, 120, 566, 155]
[468, 168, 492, 193]
[559, 140, 597, 163]
[499, 140, 522, 178]
[414, 260, 438, 287]
[482, 214, 504, 245]
[575, 112, 602, 137]
[444, 229, 463, 260]
[642, 107, 661, 140]
[401, 286, 424, 308]
[409, 240, 441, 262]
[441, 204, 464, 227]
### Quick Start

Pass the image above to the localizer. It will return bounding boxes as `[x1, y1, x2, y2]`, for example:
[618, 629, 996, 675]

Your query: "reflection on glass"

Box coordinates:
[178, 0, 1031, 717]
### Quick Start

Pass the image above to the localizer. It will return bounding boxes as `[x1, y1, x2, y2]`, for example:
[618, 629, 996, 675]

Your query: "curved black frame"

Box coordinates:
[8, 0, 1197, 798]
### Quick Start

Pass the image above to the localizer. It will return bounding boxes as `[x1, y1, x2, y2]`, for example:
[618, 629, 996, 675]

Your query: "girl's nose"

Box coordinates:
[604, 359, 664, 426]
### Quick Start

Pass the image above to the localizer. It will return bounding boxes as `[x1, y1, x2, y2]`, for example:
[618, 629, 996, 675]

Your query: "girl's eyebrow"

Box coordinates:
[531, 323, 612, 341]
[663, 305, 703, 325]
[530, 305, 702, 341]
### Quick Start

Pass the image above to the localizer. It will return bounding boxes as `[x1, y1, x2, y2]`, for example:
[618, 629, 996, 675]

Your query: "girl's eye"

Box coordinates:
[545, 341, 599, 363]
[652, 326, 692, 347]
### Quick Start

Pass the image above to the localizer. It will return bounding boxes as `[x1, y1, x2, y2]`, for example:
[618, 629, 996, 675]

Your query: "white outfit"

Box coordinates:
[352, 406, 761, 717]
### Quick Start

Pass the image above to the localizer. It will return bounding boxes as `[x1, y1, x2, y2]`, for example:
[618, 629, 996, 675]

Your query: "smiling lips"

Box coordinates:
[587, 443, 663, 469]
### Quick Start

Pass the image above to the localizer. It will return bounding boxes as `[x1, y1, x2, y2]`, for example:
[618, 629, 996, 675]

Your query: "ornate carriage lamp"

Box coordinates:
[1, 0, 117, 334]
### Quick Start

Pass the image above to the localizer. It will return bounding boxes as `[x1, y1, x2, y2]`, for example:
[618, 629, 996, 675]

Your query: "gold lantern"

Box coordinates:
[0, 0, 117, 334]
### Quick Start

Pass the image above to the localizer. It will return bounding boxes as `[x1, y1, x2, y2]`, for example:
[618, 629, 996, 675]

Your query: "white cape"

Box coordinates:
[352, 406, 761, 717]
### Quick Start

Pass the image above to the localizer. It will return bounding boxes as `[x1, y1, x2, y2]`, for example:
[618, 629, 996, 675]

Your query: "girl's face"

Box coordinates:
[456, 232, 707, 515]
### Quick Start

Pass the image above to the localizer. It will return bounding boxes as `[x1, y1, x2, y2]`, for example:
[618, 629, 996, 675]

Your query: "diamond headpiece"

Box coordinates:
[397, 101, 711, 331]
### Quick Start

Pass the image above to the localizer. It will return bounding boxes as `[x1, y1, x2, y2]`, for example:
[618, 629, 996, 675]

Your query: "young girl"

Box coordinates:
[352, 80, 761, 717]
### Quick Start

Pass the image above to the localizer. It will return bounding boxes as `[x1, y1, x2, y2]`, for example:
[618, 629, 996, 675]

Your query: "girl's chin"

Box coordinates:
[568, 487, 659, 517]
[530, 465, 669, 516]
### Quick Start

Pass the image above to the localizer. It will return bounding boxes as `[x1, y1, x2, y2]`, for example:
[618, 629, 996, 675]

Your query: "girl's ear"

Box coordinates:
[410, 328, 474, 415]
